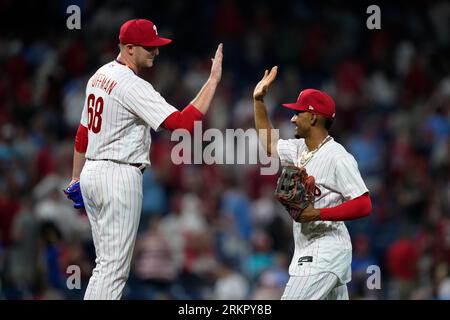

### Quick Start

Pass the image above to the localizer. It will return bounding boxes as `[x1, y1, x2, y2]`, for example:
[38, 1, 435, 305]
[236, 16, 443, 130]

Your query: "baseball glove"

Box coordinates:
[63, 181, 85, 209]
[274, 166, 321, 222]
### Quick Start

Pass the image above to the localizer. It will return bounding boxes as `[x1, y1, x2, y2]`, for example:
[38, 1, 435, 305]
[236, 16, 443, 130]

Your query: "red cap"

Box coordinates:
[119, 19, 172, 47]
[282, 89, 336, 119]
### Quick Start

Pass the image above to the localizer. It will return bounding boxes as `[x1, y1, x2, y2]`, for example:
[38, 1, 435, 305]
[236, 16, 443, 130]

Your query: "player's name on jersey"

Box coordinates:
[90, 72, 117, 95]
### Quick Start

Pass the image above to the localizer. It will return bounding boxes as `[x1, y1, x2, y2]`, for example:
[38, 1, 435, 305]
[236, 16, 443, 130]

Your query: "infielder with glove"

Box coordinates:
[253, 66, 372, 300]
[64, 19, 222, 299]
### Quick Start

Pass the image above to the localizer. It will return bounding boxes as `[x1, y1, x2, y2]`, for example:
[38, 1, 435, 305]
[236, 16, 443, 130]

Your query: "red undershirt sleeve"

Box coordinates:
[74, 124, 88, 153]
[161, 104, 203, 133]
[320, 193, 372, 221]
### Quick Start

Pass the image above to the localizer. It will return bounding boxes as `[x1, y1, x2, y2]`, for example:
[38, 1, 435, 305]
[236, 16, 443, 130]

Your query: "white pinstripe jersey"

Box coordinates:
[80, 60, 177, 165]
[277, 137, 369, 283]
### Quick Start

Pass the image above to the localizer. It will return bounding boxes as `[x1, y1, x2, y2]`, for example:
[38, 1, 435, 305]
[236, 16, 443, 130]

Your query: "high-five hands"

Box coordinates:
[253, 66, 278, 101]
[209, 43, 223, 85]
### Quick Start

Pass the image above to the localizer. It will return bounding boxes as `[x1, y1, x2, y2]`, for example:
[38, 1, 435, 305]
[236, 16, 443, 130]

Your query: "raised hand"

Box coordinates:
[253, 66, 278, 101]
[209, 43, 223, 85]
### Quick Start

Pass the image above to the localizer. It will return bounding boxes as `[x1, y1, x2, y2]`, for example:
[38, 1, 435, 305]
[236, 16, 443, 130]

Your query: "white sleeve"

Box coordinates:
[125, 80, 177, 131]
[335, 153, 369, 201]
[277, 139, 298, 165]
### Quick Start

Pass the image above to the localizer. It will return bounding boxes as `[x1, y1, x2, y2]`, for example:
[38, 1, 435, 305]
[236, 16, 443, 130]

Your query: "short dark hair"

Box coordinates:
[324, 117, 334, 130]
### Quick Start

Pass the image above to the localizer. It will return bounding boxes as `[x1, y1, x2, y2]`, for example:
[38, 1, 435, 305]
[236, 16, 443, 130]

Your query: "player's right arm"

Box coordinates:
[253, 66, 279, 157]
[70, 148, 86, 185]
[71, 124, 87, 184]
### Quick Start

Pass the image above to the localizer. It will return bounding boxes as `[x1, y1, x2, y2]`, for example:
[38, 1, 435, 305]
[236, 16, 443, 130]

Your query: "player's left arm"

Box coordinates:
[188, 43, 222, 114]
[299, 153, 372, 222]
[153, 44, 223, 133]
[161, 104, 203, 133]
[299, 193, 372, 222]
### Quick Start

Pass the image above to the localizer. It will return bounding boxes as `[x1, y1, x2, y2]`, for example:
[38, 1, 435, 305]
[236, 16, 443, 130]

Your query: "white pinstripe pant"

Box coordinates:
[80, 160, 143, 300]
[281, 272, 349, 300]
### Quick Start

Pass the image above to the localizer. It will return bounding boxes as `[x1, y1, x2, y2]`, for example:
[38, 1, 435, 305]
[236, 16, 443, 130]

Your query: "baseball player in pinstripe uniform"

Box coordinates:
[64, 19, 223, 299]
[252, 66, 372, 300]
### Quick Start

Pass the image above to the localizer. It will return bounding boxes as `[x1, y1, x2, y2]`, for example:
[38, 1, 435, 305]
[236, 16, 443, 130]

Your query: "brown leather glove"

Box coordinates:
[274, 166, 321, 222]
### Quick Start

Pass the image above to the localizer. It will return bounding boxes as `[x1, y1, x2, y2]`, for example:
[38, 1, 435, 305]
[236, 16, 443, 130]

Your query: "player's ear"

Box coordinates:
[125, 44, 135, 56]
[310, 114, 318, 126]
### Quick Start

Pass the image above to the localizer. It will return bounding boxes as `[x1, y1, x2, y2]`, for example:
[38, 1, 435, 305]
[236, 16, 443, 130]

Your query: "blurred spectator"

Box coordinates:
[212, 258, 249, 300]
[3, 199, 41, 299]
[129, 218, 178, 300]
[244, 229, 275, 282]
[33, 174, 91, 242]
[250, 253, 289, 300]
[349, 234, 379, 299]
[386, 235, 420, 299]
[141, 168, 168, 228]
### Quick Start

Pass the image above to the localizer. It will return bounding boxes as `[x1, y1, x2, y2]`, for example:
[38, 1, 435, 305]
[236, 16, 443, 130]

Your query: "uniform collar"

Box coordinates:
[115, 58, 137, 75]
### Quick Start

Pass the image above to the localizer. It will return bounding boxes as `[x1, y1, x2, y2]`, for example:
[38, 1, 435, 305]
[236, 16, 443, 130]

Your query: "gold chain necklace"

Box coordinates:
[298, 135, 332, 167]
